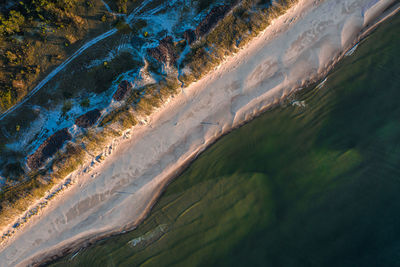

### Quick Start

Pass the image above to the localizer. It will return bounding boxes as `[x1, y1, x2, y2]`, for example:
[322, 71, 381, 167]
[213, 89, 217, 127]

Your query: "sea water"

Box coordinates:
[52, 13, 400, 267]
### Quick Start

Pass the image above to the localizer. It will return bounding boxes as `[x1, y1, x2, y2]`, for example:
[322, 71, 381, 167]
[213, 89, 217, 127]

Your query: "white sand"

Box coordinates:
[0, 0, 398, 265]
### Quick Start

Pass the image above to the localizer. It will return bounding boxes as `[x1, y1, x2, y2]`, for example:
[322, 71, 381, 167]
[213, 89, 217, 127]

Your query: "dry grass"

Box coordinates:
[99, 106, 137, 129]
[51, 143, 87, 180]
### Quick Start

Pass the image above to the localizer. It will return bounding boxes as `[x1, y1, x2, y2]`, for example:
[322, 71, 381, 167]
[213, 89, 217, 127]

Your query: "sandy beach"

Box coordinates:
[0, 0, 398, 266]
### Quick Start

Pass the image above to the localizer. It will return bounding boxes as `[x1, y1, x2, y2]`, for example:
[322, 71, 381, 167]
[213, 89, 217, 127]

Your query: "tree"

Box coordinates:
[0, 11, 25, 35]
[118, 0, 128, 13]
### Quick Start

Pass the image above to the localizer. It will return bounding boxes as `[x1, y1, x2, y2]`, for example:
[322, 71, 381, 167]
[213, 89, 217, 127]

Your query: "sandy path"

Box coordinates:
[0, 0, 397, 266]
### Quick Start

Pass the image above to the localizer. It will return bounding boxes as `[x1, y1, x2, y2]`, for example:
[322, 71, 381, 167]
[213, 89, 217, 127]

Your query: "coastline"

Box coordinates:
[0, 0, 398, 266]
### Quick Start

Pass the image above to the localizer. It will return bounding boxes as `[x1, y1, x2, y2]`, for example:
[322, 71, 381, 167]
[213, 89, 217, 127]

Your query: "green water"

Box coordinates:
[51, 14, 400, 267]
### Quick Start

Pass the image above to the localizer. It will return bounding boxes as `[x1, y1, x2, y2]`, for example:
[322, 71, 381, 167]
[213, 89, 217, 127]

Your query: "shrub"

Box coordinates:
[114, 18, 131, 33]
[61, 100, 72, 115]
[5, 51, 18, 64]
[3, 163, 24, 180]
[80, 98, 90, 108]
[0, 11, 25, 35]
[0, 89, 13, 111]
[117, 0, 128, 13]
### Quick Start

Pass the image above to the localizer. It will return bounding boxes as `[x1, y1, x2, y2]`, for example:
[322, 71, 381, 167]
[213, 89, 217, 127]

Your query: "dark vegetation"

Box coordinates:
[147, 36, 178, 65]
[26, 128, 72, 170]
[75, 109, 101, 128]
[114, 0, 128, 13]
[113, 80, 132, 101]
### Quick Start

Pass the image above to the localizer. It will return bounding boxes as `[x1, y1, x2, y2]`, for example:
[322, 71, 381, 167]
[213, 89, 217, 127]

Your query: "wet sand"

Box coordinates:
[0, 0, 398, 266]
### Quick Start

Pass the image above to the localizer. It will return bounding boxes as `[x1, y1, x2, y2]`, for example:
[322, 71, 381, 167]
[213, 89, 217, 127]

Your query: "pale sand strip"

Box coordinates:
[0, 0, 398, 266]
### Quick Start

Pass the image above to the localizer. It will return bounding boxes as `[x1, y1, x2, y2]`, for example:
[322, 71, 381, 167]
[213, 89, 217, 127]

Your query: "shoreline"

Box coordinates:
[0, 0, 398, 266]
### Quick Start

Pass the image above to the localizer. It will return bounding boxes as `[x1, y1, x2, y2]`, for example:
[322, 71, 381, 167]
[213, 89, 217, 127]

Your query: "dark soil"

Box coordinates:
[27, 128, 72, 170]
[147, 36, 178, 64]
[113, 80, 132, 101]
[75, 109, 101, 128]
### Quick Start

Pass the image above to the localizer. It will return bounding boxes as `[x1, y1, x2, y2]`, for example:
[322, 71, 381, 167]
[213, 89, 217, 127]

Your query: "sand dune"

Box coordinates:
[0, 0, 398, 266]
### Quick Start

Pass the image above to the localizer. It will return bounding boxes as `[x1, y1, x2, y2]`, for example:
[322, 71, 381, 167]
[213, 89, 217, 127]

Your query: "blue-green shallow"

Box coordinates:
[51, 14, 400, 267]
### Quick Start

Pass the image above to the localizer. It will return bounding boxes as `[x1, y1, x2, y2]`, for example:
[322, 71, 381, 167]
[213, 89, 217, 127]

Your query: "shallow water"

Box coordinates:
[51, 13, 400, 267]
